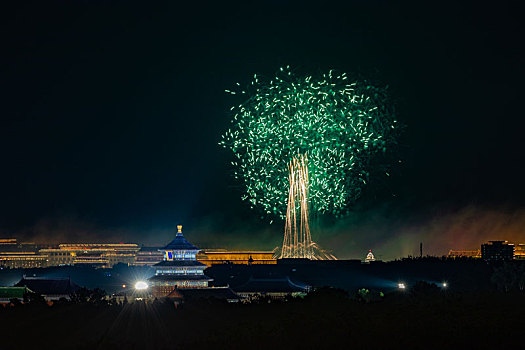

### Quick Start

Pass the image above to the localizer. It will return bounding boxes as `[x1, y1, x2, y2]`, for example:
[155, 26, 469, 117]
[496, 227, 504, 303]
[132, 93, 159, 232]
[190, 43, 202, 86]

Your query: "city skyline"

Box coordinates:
[1, 1, 524, 260]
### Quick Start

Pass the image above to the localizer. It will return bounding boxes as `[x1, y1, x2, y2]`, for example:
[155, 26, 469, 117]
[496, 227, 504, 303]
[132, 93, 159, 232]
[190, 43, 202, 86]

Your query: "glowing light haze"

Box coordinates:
[220, 66, 400, 221]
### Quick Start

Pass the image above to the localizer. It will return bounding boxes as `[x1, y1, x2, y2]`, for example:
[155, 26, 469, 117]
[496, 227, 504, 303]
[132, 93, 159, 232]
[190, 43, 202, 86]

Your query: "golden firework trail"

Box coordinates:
[281, 154, 314, 259]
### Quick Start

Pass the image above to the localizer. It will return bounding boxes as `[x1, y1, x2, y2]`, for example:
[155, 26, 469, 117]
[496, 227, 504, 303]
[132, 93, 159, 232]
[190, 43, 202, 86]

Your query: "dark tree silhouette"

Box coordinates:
[493, 262, 525, 292]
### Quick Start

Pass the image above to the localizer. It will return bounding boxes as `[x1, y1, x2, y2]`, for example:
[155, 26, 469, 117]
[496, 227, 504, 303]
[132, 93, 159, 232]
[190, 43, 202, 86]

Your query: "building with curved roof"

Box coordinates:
[149, 225, 212, 298]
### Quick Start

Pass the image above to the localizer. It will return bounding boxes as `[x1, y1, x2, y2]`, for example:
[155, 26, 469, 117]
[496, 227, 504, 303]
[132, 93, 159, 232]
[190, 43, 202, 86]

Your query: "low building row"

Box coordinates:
[447, 240, 525, 261]
[1, 227, 307, 305]
[0, 238, 276, 269]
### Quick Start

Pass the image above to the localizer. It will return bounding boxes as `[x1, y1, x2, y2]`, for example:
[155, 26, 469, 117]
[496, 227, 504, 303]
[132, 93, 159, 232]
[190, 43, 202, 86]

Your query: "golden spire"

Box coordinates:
[177, 225, 183, 234]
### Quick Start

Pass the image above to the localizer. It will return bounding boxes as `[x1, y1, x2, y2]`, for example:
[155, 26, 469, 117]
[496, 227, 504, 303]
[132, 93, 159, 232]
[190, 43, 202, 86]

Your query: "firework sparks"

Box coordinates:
[282, 154, 313, 258]
[220, 66, 399, 222]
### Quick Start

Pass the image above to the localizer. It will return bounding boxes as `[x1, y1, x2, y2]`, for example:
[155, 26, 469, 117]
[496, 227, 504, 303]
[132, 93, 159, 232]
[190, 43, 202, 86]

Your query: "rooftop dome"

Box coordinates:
[162, 225, 200, 251]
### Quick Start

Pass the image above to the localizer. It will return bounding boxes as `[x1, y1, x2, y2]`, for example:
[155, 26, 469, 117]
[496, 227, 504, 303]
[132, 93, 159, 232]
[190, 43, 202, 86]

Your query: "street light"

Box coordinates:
[134, 281, 148, 290]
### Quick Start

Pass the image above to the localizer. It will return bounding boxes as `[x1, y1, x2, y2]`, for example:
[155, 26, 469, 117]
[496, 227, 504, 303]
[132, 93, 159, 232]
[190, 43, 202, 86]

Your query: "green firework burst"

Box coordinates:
[220, 66, 400, 220]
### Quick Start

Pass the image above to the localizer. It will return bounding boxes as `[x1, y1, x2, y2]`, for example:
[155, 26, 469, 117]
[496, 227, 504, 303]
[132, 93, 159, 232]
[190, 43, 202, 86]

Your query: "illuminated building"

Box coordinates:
[481, 241, 514, 261]
[0, 239, 49, 268]
[514, 244, 525, 260]
[0, 243, 140, 268]
[0, 252, 47, 268]
[149, 225, 212, 298]
[38, 249, 75, 266]
[58, 243, 139, 266]
[447, 249, 482, 258]
[0, 238, 17, 246]
[365, 249, 375, 263]
[197, 249, 276, 267]
[44, 243, 140, 268]
[133, 246, 164, 266]
[68, 251, 109, 267]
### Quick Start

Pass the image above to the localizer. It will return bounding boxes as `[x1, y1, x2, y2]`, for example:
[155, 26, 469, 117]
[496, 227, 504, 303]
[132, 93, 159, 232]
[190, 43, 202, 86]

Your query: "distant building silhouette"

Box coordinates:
[481, 241, 514, 261]
[233, 276, 310, 300]
[447, 249, 481, 258]
[14, 276, 80, 301]
[514, 244, 525, 260]
[133, 246, 164, 266]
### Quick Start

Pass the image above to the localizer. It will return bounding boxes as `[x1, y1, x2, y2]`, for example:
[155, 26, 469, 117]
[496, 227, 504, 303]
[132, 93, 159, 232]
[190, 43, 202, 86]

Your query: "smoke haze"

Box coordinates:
[3, 204, 524, 261]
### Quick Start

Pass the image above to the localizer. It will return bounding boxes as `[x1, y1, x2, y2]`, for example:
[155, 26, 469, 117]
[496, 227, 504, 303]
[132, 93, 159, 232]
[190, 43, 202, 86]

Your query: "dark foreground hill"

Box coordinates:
[1, 289, 523, 350]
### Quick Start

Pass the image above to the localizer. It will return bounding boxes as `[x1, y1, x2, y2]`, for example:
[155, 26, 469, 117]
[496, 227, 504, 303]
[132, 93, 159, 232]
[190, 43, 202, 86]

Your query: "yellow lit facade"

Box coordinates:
[197, 249, 276, 267]
[58, 243, 140, 253]
[1, 236, 279, 269]
[38, 249, 75, 266]
[446, 250, 482, 258]
[515, 244, 525, 260]
[448, 242, 525, 260]
[0, 252, 47, 268]
[133, 247, 164, 266]
[55, 244, 140, 267]
[0, 238, 17, 246]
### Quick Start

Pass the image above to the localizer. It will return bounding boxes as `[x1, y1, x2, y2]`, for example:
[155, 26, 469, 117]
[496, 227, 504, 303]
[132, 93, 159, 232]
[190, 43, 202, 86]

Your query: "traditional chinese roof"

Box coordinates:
[148, 274, 213, 282]
[154, 260, 207, 267]
[233, 276, 310, 293]
[14, 277, 80, 296]
[162, 232, 200, 251]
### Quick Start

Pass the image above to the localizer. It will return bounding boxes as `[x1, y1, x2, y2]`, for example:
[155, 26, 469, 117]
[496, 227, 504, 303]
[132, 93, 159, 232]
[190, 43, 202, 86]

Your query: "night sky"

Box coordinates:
[1, 0, 524, 259]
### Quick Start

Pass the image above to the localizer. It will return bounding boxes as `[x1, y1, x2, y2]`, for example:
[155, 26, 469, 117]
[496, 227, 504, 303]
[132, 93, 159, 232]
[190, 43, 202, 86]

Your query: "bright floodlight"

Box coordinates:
[442, 282, 448, 288]
[398, 283, 406, 290]
[134, 281, 148, 290]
